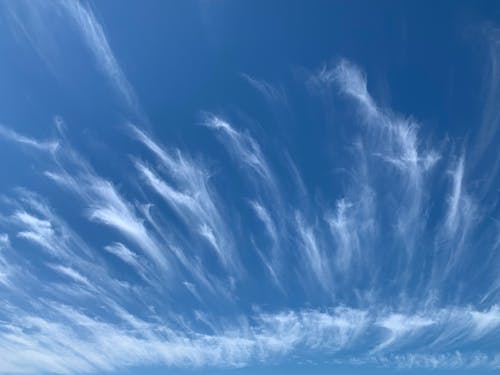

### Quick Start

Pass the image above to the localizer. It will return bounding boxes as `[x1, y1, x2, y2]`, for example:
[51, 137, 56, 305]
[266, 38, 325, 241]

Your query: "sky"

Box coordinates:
[0, 0, 499, 374]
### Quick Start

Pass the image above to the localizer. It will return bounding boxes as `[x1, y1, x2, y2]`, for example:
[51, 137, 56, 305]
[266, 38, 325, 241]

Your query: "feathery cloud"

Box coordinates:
[0, 124, 58, 153]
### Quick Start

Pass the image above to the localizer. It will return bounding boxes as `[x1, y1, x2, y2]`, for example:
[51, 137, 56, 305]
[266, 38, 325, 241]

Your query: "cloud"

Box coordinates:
[131, 125, 239, 273]
[470, 305, 500, 337]
[469, 27, 500, 194]
[295, 212, 331, 291]
[201, 115, 289, 283]
[202, 114, 276, 192]
[373, 313, 435, 352]
[0, 234, 9, 249]
[1, 304, 499, 374]
[2, 127, 170, 274]
[47, 168, 170, 272]
[104, 242, 139, 268]
[0, 304, 368, 374]
[363, 351, 492, 369]
[326, 199, 360, 272]
[249, 200, 282, 285]
[0, 234, 12, 286]
[241, 73, 287, 104]
[59, 0, 138, 111]
[435, 154, 477, 280]
[250, 201, 278, 244]
[0, 124, 59, 153]
[3, 0, 140, 118]
[12, 210, 60, 256]
[48, 264, 93, 289]
[445, 155, 466, 234]
[311, 59, 447, 288]
[0, 48, 498, 374]
[311, 59, 378, 118]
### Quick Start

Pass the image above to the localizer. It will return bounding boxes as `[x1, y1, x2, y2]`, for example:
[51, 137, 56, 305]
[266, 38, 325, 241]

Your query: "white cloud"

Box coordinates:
[48, 264, 93, 289]
[312, 59, 378, 118]
[250, 201, 278, 244]
[0, 234, 9, 249]
[13, 210, 58, 255]
[87, 177, 168, 269]
[0, 304, 369, 374]
[0, 124, 59, 153]
[104, 242, 139, 268]
[59, 0, 137, 111]
[45, 165, 169, 272]
[374, 313, 435, 352]
[295, 213, 331, 291]
[446, 155, 465, 234]
[326, 199, 360, 272]
[241, 73, 287, 104]
[1, 304, 499, 374]
[202, 114, 276, 192]
[470, 305, 500, 337]
[131, 127, 239, 273]
[249, 201, 282, 285]
[0, 48, 497, 374]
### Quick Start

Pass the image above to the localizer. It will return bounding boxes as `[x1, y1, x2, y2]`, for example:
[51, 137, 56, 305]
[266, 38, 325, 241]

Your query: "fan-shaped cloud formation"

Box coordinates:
[0, 1, 499, 374]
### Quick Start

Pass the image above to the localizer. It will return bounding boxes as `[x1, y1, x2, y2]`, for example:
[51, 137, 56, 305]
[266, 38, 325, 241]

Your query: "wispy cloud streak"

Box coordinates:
[203, 115, 276, 191]
[241, 73, 287, 105]
[131, 125, 239, 274]
[59, 0, 138, 110]
[46, 168, 169, 272]
[0, 124, 58, 152]
[0, 38, 497, 374]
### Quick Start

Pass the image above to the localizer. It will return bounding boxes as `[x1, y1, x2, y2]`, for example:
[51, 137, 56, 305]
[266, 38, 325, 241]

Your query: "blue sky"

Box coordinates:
[0, 0, 499, 374]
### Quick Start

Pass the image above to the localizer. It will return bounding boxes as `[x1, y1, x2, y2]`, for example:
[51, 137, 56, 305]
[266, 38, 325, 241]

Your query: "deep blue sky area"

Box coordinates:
[0, 1, 499, 374]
